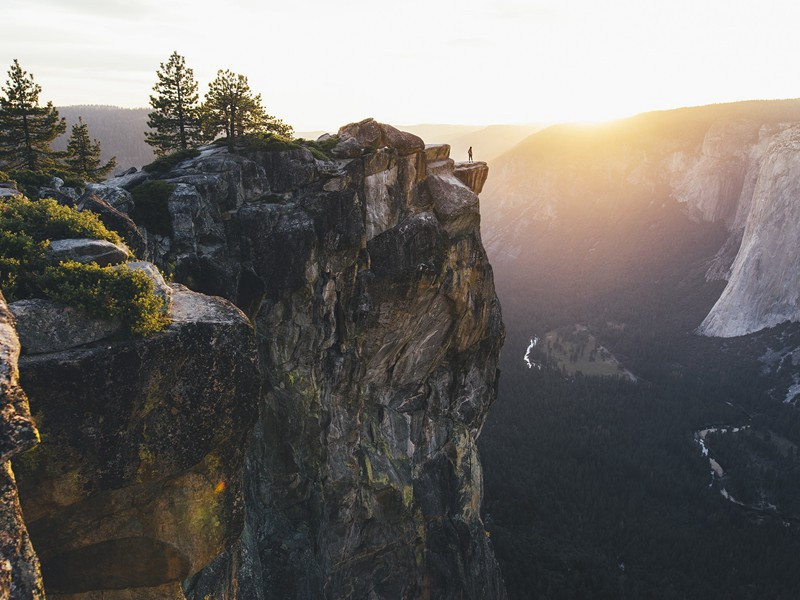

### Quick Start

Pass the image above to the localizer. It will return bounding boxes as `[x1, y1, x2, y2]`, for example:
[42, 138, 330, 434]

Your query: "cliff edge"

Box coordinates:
[10, 119, 507, 599]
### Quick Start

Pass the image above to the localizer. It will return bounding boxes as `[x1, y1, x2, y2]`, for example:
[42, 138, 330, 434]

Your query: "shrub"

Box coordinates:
[130, 180, 175, 236]
[39, 261, 168, 335]
[0, 195, 167, 336]
[238, 132, 301, 153]
[0, 196, 122, 246]
[8, 169, 85, 197]
[142, 148, 201, 175]
[295, 136, 338, 161]
[0, 171, 9, 183]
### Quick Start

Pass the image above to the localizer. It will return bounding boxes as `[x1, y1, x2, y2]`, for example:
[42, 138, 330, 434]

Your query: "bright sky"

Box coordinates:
[3, 0, 799, 131]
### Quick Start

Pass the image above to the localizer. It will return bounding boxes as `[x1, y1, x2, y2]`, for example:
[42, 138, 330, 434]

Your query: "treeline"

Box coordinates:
[0, 60, 115, 182]
[0, 52, 295, 190]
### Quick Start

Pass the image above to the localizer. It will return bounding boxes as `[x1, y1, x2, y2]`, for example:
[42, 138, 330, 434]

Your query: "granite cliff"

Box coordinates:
[6, 119, 506, 599]
[481, 100, 800, 338]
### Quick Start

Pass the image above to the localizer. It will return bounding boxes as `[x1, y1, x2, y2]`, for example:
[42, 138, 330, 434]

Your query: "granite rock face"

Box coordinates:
[0, 293, 44, 600]
[12, 286, 259, 598]
[699, 127, 800, 336]
[100, 124, 506, 599]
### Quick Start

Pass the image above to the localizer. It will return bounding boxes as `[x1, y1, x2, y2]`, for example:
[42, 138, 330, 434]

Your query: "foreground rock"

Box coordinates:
[0, 293, 44, 599]
[47, 239, 130, 267]
[102, 123, 506, 598]
[9, 299, 121, 355]
[13, 286, 259, 598]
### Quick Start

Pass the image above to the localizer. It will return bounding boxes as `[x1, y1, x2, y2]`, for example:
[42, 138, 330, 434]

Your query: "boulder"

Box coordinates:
[83, 184, 134, 214]
[425, 144, 451, 162]
[426, 174, 481, 237]
[48, 238, 131, 266]
[8, 299, 121, 354]
[336, 118, 425, 157]
[77, 194, 147, 259]
[38, 187, 79, 206]
[331, 136, 363, 159]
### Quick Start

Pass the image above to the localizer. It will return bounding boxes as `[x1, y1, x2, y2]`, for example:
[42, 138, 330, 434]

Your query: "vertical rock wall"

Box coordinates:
[109, 120, 507, 599]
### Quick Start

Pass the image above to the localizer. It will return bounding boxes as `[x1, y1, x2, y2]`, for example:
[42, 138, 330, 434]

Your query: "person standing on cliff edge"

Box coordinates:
[468, 146, 473, 162]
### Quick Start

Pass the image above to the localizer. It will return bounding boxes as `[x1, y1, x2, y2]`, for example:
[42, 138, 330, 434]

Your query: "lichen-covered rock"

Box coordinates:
[121, 121, 506, 599]
[47, 238, 130, 267]
[83, 184, 134, 214]
[13, 285, 259, 598]
[8, 299, 121, 355]
[0, 293, 44, 599]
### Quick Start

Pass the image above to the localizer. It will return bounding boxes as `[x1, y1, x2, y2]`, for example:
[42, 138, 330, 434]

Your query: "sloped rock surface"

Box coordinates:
[115, 122, 507, 599]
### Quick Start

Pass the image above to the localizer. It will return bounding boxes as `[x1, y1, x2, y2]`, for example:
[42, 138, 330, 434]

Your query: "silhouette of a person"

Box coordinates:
[468, 146, 473, 162]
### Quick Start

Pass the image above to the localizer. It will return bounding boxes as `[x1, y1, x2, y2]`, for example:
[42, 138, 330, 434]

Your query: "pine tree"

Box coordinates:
[64, 117, 116, 181]
[145, 52, 204, 156]
[0, 60, 66, 171]
[202, 69, 293, 151]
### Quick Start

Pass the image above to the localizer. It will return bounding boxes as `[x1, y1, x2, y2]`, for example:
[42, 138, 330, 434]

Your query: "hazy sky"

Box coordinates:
[3, 0, 799, 131]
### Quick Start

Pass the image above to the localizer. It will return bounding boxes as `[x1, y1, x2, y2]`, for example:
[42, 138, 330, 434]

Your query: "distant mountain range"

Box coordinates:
[299, 123, 542, 164]
[57, 106, 540, 177]
[54, 105, 154, 174]
[481, 98, 800, 340]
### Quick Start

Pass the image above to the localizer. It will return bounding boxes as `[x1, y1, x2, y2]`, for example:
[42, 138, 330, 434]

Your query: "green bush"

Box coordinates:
[0, 196, 122, 246]
[39, 261, 168, 335]
[130, 180, 175, 236]
[0, 195, 167, 336]
[237, 132, 301, 153]
[8, 169, 85, 197]
[142, 148, 201, 175]
[0, 171, 10, 183]
[295, 136, 338, 161]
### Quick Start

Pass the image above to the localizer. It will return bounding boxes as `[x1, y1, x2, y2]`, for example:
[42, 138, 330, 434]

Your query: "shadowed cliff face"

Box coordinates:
[96, 119, 506, 599]
[12, 287, 260, 599]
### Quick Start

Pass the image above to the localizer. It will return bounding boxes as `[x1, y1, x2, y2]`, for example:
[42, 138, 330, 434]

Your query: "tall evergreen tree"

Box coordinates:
[0, 60, 66, 171]
[145, 52, 204, 156]
[64, 117, 116, 181]
[202, 69, 292, 151]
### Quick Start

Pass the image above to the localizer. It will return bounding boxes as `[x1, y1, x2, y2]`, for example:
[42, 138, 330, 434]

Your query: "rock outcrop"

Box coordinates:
[0, 293, 44, 600]
[83, 124, 507, 598]
[12, 286, 259, 598]
[699, 127, 800, 336]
